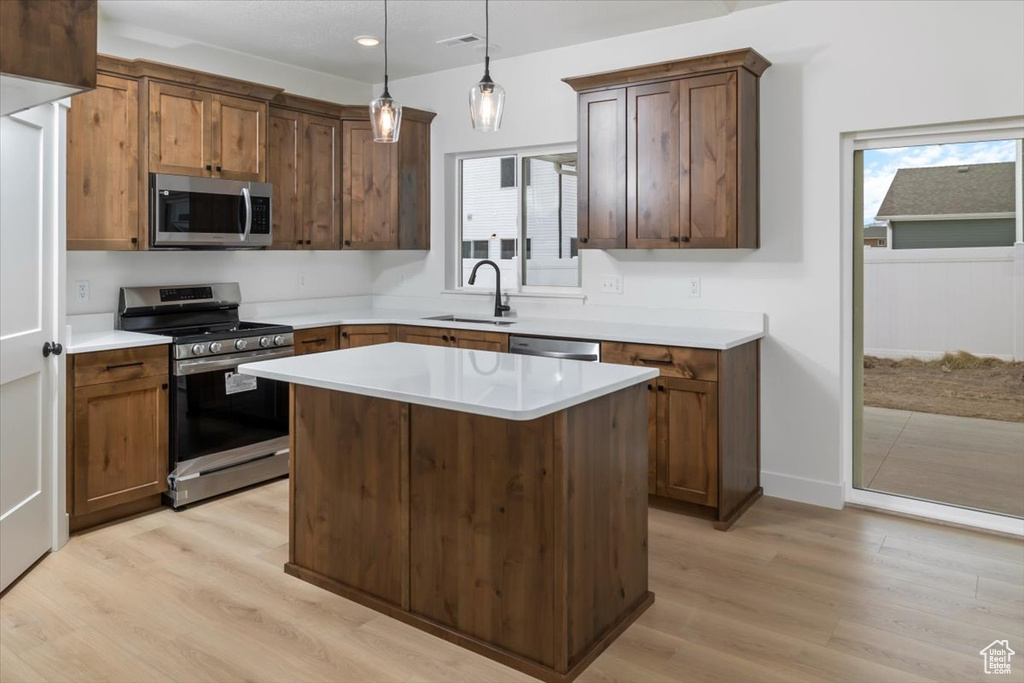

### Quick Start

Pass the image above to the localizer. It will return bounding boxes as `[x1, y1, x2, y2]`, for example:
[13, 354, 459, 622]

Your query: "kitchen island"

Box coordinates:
[239, 342, 657, 682]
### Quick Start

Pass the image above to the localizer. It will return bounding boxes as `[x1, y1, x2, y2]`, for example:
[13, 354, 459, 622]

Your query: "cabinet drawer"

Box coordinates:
[601, 342, 717, 381]
[73, 345, 169, 387]
[294, 326, 340, 355]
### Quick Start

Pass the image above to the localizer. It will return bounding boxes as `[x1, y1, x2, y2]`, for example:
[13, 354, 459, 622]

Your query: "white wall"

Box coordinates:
[68, 19, 378, 315]
[372, 0, 1024, 506]
[864, 247, 1021, 361]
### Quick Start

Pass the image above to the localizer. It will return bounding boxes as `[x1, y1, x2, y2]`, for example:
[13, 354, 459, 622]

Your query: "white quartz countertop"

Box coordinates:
[238, 342, 659, 421]
[256, 308, 764, 350]
[67, 330, 170, 355]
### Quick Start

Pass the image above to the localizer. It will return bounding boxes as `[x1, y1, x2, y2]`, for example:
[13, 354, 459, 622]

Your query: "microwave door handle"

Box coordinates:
[241, 187, 252, 242]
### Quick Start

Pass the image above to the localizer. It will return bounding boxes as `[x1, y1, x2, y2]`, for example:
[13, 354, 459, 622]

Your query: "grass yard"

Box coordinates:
[863, 351, 1024, 423]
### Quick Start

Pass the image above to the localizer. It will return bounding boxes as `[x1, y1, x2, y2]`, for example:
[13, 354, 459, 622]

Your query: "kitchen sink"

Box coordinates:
[424, 315, 516, 327]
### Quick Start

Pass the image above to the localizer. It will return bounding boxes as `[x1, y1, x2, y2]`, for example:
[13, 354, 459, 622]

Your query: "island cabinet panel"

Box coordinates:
[66, 74, 140, 250]
[342, 120, 398, 249]
[409, 407, 559, 667]
[293, 327, 339, 355]
[339, 324, 394, 349]
[657, 378, 718, 506]
[290, 386, 408, 606]
[577, 89, 626, 249]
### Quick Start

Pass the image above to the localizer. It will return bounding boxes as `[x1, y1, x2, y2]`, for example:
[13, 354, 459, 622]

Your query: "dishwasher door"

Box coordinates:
[508, 335, 601, 362]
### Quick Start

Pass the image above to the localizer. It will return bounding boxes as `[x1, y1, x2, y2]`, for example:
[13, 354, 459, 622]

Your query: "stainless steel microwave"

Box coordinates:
[150, 174, 272, 249]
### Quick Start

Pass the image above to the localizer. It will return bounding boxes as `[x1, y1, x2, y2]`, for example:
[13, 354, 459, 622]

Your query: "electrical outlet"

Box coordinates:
[74, 280, 90, 301]
[298, 272, 308, 290]
[688, 277, 701, 298]
[599, 275, 623, 294]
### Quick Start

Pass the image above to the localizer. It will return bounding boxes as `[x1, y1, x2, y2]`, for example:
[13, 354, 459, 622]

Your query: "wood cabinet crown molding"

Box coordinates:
[271, 92, 436, 123]
[563, 47, 771, 92]
[97, 54, 283, 101]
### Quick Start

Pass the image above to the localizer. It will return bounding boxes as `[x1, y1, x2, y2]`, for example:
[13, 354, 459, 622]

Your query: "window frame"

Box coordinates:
[447, 143, 583, 297]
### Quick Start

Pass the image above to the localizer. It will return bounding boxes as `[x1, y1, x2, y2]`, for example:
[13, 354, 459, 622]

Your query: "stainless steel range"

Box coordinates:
[118, 283, 293, 508]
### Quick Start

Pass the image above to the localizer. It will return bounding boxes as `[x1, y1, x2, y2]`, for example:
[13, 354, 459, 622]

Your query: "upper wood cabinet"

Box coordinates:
[148, 82, 266, 181]
[0, 0, 97, 115]
[565, 48, 769, 250]
[269, 104, 340, 249]
[342, 113, 435, 251]
[67, 74, 140, 250]
[343, 119, 398, 249]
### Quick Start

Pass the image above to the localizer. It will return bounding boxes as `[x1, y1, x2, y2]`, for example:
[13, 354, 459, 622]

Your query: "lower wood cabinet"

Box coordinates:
[295, 324, 396, 354]
[602, 339, 759, 529]
[396, 325, 507, 352]
[293, 326, 340, 355]
[67, 345, 169, 530]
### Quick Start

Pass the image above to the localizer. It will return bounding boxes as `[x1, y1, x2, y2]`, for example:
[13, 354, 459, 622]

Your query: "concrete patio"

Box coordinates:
[862, 407, 1024, 518]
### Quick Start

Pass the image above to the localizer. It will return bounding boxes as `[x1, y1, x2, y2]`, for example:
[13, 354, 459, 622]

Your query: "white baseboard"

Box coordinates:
[761, 471, 844, 509]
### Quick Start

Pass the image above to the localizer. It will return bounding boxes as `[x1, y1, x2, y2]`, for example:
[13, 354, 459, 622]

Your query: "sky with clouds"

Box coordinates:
[863, 140, 1018, 224]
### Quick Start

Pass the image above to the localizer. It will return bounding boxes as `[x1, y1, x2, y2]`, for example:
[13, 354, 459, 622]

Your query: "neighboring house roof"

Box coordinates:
[863, 225, 887, 239]
[875, 162, 1016, 219]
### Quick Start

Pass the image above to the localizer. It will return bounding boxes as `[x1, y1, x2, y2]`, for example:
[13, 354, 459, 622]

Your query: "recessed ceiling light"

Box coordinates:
[355, 35, 380, 47]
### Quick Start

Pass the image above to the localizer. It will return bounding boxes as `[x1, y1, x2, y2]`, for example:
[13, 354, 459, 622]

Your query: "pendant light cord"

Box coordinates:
[484, 0, 490, 77]
[383, 0, 389, 94]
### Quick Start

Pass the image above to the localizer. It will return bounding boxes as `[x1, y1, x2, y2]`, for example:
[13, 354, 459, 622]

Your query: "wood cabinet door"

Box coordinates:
[627, 82, 680, 248]
[303, 114, 341, 249]
[680, 72, 737, 248]
[577, 89, 626, 249]
[657, 377, 718, 506]
[268, 107, 302, 249]
[397, 119, 430, 250]
[396, 325, 450, 347]
[72, 375, 168, 515]
[452, 330, 506, 352]
[148, 81, 213, 177]
[213, 93, 265, 181]
[293, 327, 340, 355]
[342, 120, 398, 249]
[339, 324, 393, 349]
[67, 74, 139, 250]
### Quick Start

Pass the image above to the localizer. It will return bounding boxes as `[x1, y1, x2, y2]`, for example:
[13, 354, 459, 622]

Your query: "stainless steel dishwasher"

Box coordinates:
[508, 335, 601, 362]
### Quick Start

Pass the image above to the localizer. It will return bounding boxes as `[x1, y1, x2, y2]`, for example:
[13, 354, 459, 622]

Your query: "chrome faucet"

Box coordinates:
[467, 260, 511, 318]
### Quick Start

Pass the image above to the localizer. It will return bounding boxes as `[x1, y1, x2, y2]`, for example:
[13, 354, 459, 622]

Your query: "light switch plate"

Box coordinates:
[599, 275, 623, 294]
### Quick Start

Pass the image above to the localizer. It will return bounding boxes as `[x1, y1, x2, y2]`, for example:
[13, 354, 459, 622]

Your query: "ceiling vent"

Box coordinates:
[437, 33, 484, 48]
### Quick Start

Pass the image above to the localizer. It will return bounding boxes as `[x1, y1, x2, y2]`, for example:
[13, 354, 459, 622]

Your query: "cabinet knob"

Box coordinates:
[205, 164, 212, 171]
[669, 235, 679, 243]
[130, 237, 138, 244]
[441, 335, 449, 342]
[341, 331, 348, 338]
[680, 235, 690, 243]
[450, 337, 457, 343]
[296, 240, 303, 245]
[162, 383, 169, 390]
[216, 166, 222, 172]
[658, 384, 666, 392]
[343, 240, 352, 246]
[305, 240, 311, 245]
[579, 237, 589, 244]
[647, 383, 653, 391]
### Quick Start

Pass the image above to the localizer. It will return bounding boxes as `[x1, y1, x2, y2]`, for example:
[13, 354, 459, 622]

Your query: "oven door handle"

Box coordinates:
[240, 187, 252, 242]
[174, 347, 294, 376]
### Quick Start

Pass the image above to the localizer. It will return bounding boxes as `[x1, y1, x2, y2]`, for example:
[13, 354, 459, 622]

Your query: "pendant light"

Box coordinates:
[469, 0, 505, 131]
[369, 0, 402, 143]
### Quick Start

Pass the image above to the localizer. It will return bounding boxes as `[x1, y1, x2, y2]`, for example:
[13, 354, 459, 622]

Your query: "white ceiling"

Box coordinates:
[100, 0, 781, 84]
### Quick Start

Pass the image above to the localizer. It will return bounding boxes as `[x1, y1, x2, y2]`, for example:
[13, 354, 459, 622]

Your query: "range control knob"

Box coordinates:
[273, 335, 285, 346]
[259, 336, 271, 348]
[235, 339, 248, 351]
[209, 341, 223, 353]
[191, 343, 206, 355]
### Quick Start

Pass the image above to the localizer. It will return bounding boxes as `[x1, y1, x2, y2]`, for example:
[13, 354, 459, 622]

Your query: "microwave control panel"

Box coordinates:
[250, 197, 271, 235]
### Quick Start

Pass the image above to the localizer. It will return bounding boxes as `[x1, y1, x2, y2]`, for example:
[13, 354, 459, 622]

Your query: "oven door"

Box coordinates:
[151, 173, 272, 248]
[170, 350, 291, 480]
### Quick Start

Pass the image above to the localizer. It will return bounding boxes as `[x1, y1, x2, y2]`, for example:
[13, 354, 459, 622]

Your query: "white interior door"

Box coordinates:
[0, 104, 57, 592]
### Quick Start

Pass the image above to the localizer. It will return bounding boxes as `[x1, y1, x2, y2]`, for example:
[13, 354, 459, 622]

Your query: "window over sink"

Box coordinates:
[456, 147, 580, 292]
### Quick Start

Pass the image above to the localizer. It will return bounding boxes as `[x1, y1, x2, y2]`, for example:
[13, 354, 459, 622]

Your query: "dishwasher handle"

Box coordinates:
[511, 347, 600, 362]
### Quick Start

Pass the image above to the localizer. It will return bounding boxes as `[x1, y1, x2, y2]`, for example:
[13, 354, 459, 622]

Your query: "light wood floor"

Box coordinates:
[863, 406, 1024, 518]
[2, 480, 1022, 683]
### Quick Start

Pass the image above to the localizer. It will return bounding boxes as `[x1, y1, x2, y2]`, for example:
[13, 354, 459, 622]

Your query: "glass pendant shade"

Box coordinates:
[469, 74, 505, 132]
[370, 91, 402, 143]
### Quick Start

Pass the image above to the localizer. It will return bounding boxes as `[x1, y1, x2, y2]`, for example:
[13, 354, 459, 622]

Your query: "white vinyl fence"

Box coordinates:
[864, 244, 1024, 360]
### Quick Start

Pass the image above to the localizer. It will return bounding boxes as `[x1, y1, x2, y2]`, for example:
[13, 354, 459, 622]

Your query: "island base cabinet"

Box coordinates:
[286, 383, 653, 683]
